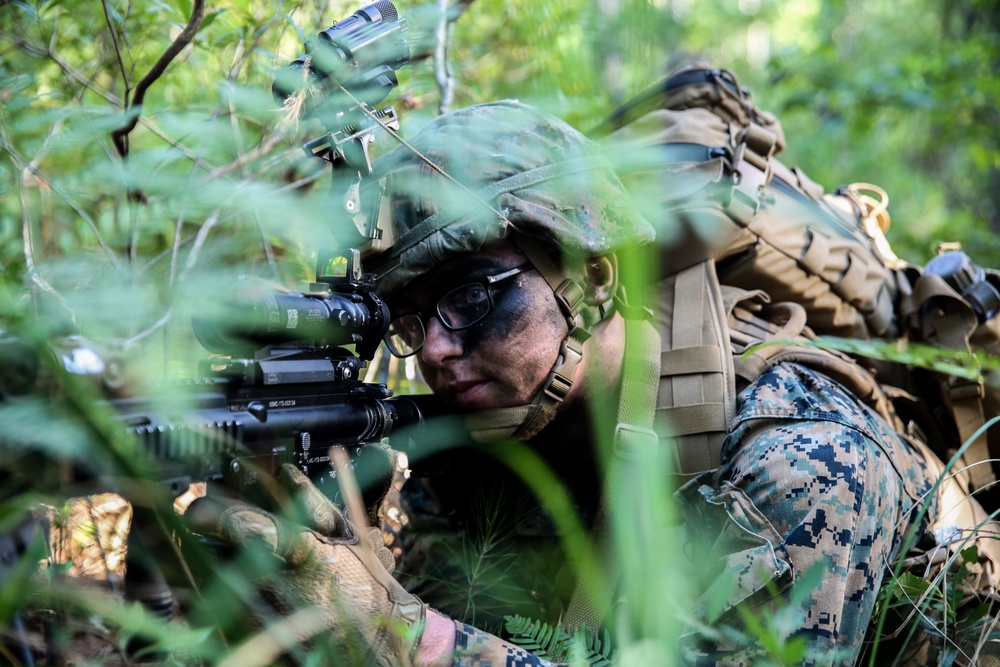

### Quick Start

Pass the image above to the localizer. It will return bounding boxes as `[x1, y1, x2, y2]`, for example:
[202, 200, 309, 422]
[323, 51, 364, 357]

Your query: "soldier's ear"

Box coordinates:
[584, 254, 618, 305]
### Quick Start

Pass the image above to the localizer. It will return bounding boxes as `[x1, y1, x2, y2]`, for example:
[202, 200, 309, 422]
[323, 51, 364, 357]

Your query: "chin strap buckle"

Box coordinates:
[541, 332, 585, 405]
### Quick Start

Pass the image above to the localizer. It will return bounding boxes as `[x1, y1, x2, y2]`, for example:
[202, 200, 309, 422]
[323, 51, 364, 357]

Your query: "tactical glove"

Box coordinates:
[188, 463, 425, 666]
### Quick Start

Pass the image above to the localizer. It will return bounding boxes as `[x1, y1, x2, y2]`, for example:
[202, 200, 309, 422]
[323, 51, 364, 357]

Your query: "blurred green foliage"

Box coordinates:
[2, 0, 998, 347]
[436, 0, 1000, 266]
[1, 0, 998, 663]
[1, 0, 997, 369]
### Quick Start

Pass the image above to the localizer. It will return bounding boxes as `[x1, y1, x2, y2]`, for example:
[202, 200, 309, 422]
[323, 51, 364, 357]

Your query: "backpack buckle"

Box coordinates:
[949, 377, 986, 401]
[731, 142, 770, 190]
[613, 423, 659, 460]
[724, 143, 770, 219]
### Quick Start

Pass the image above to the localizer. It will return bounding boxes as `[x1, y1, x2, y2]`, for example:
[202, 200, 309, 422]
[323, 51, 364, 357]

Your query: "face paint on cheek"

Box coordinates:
[461, 283, 534, 351]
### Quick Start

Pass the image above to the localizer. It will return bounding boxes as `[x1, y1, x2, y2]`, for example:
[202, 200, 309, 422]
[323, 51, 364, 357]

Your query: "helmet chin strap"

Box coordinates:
[465, 237, 611, 442]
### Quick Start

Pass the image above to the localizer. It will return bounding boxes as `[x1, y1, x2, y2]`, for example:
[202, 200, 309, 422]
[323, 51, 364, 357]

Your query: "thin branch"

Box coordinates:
[311, 0, 334, 33]
[7, 123, 76, 317]
[211, 4, 286, 184]
[20, 176, 73, 312]
[69, 74, 126, 172]
[225, 43, 247, 159]
[123, 307, 172, 348]
[45, 45, 123, 107]
[0, 29, 46, 57]
[48, 12, 58, 54]
[119, 0, 139, 85]
[227, 6, 284, 84]
[256, 217, 279, 279]
[168, 203, 188, 287]
[206, 133, 289, 181]
[178, 209, 223, 283]
[6, 28, 221, 171]
[0, 134, 123, 273]
[267, 169, 325, 195]
[100, 0, 130, 101]
[110, 0, 206, 158]
[137, 235, 194, 277]
[434, 0, 457, 115]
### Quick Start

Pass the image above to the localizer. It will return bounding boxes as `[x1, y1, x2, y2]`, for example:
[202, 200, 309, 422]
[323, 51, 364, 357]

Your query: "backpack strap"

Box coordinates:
[655, 260, 737, 477]
[910, 272, 996, 491]
[727, 291, 905, 435]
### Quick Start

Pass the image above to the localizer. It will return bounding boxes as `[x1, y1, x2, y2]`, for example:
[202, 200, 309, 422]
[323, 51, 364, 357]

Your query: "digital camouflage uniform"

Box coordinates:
[366, 101, 943, 666]
[394, 361, 938, 666]
[678, 362, 937, 665]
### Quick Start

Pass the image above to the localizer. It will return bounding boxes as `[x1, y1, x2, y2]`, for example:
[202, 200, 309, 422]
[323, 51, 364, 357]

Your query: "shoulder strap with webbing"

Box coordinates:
[909, 266, 999, 491]
[654, 260, 736, 478]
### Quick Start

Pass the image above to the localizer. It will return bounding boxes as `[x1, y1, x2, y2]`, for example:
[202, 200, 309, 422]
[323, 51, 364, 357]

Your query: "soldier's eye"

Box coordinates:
[460, 285, 487, 305]
[439, 283, 492, 329]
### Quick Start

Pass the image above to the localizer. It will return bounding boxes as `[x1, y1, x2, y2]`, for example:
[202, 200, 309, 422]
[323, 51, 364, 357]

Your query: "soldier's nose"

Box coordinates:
[420, 315, 464, 367]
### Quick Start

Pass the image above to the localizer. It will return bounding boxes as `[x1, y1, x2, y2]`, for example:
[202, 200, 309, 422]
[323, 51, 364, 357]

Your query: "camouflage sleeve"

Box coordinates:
[676, 362, 938, 666]
[452, 622, 561, 667]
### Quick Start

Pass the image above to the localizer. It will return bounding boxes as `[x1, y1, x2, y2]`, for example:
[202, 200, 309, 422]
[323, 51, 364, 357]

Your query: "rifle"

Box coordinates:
[114, 248, 427, 511]
[0, 247, 438, 663]
[0, 2, 423, 659]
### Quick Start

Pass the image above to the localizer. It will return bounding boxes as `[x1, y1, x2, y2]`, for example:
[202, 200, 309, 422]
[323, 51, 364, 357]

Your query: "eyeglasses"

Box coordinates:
[384, 263, 533, 357]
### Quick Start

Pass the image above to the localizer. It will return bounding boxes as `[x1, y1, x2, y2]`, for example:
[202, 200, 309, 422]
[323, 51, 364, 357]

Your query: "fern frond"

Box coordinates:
[504, 616, 619, 665]
[573, 624, 619, 666]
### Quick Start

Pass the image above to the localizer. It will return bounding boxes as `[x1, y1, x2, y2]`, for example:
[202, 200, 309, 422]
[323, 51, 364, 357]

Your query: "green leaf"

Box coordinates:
[957, 602, 991, 632]
[200, 8, 227, 30]
[504, 616, 617, 665]
[703, 569, 737, 622]
[789, 560, 827, 607]
[960, 545, 980, 565]
[890, 572, 933, 601]
[105, 2, 124, 26]
[36, 0, 68, 14]
[12, 1, 38, 20]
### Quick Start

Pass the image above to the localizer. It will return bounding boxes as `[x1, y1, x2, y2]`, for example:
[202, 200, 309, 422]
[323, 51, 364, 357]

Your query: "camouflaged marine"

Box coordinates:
[354, 100, 950, 665]
[196, 100, 999, 666]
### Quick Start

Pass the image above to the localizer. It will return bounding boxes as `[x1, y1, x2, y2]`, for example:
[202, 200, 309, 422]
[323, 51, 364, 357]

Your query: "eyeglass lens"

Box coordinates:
[384, 264, 531, 358]
[385, 314, 424, 357]
[437, 283, 492, 329]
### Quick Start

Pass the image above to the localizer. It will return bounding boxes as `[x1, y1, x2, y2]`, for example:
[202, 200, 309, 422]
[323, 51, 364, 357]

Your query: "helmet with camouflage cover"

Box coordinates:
[365, 100, 655, 440]
[366, 101, 654, 296]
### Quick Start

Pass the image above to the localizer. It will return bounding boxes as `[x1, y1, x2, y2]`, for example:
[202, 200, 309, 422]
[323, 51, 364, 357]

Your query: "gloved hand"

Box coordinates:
[187, 463, 426, 666]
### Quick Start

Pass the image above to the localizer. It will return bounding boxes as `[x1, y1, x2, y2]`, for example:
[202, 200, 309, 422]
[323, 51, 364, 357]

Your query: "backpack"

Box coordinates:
[582, 65, 1000, 660]
[592, 64, 1000, 497]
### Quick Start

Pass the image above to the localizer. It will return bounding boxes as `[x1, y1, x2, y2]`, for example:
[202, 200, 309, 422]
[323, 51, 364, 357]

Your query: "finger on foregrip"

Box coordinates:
[279, 463, 351, 538]
[186, 495, 269, 542]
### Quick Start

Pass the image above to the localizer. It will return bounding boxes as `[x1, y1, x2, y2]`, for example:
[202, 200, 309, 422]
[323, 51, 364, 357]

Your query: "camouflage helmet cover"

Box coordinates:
[365, 100, 655, 296]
